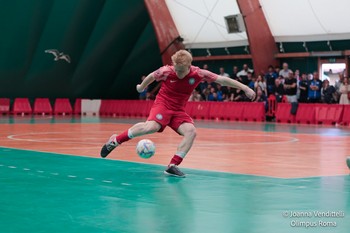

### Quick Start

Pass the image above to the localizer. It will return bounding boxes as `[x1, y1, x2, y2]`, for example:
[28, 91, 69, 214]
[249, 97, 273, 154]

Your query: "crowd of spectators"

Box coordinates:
[140, 63, 350, 106]
[189, 63, 350, 106]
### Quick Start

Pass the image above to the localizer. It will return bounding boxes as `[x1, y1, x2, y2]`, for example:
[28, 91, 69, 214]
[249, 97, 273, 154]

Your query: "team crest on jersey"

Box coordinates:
[189, 78, 195, 85]
[156, 114, 163, 120]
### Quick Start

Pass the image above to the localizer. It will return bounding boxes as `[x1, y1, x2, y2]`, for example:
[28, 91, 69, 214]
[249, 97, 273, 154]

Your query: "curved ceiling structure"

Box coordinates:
[165, 0, 350, 48]
[260, 0, 350, 42]
[165, 0, 248, 48]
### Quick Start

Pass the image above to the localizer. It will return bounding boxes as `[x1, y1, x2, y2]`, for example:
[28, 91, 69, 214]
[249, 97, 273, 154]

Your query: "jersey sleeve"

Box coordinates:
[152, 65, 172, 81]
[197, 69, 218, 83]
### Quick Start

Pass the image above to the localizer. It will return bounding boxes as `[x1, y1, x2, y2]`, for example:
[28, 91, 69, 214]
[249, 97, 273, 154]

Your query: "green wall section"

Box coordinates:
[0, 0, 162, 99]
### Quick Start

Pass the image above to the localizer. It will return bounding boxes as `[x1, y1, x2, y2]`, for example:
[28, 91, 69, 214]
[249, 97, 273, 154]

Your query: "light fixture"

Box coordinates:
[302, 42, 308, 52]
[206, 49, 211, 57]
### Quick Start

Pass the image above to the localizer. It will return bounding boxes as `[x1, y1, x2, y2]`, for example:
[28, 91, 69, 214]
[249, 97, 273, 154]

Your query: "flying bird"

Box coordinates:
[45, 49, 71, 63]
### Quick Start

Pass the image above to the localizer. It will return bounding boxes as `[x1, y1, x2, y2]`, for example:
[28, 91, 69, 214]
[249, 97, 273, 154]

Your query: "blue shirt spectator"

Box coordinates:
[308, 72, 322, 103]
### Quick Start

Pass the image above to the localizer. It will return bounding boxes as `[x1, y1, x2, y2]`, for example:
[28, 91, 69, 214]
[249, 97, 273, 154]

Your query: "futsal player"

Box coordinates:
[100, 50, 255, 177]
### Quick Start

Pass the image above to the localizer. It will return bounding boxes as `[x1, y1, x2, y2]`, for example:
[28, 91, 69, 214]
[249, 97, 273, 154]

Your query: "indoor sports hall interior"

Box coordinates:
[0, 1, 349, 233]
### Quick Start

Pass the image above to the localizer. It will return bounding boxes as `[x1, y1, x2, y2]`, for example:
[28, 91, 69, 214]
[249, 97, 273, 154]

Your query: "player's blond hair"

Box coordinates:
[171, 50, 193, 66]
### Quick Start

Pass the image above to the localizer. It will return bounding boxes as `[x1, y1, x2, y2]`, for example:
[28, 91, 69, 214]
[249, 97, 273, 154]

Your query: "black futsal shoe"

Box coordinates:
[164, 164, 186, 178]
[100, 134, 119, 158]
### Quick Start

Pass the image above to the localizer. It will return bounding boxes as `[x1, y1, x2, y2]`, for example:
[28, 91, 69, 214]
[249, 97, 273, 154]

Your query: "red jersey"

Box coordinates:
[152, 65, 218, 110]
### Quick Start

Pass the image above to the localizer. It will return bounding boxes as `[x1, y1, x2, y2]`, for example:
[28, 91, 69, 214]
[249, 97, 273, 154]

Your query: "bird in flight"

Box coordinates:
[45, 49, 71, 63]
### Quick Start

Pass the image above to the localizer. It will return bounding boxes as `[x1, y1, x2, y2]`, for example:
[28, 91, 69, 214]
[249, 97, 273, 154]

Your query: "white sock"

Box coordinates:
[128, 129, 134, 139]
[175, 151, 187, 158]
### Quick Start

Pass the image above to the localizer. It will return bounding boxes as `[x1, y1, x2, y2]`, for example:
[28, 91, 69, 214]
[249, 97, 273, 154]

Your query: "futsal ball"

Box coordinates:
[136, 139, 155, 159]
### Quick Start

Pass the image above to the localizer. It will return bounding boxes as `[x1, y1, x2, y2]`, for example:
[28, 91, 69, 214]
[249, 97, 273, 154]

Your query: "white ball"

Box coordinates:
[136, 139, 155, 159]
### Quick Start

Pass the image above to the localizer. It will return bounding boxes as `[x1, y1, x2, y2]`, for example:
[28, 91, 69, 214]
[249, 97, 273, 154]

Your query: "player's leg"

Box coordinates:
[100, 121, 161, 158]
[165, 113, 196, 177]
[100, 104, 170, 158]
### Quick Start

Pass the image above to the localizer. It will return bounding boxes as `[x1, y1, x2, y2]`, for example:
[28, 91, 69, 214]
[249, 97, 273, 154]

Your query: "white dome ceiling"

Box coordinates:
[165, 0, 350, 48]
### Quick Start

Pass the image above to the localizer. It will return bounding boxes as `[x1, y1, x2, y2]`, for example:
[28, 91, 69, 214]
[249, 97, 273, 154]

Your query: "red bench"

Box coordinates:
[33, 98, 52, 115]
[54, 98, 72, 115]
[0, 98, 10, 115]
[13, 98, 32, 115]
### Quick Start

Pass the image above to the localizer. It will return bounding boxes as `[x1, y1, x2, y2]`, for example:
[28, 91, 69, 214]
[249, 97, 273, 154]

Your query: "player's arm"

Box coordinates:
[136, 73, 155, 93]
[215, 76, 256, 100]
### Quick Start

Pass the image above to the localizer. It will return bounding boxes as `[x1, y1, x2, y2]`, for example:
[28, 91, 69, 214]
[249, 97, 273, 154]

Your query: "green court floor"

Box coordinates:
[0, 147, 349, 233]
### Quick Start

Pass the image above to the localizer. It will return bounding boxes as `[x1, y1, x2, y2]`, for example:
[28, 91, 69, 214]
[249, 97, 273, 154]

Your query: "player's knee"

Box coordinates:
[144, 121, 161, 133]
[185, 126, 197, 139]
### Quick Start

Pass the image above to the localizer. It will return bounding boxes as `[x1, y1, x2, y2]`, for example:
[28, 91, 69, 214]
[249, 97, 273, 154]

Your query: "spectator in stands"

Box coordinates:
[275, 66, 281, 76]
[247, 72, 255, 90]
[255, 86, 268, 111]
[215, 84, 225, 101]
[254, 75, 268, 97]
[208, 87, 218, 101]
[279, 63, 292, 83]
[274, 78, 285, 102]
[294, 69, 301, 99]
[234, 88, 249, 102]
[189, 89, 202, 102]
[321, 79, 337, 104]
[265, 65, 278, 96]
[334, 73, 344, 102]
[298, 73, 309, 103]
[237, 64, 253, 85]
[308, 72, 322, 103]
[284, 71, 298, 103]
[339, 77, 350, 104]
[203, 64, 209, 70]
[226, 87, 236, 101]
[202, 84, 212, 101]
[139, 76, 148, 100]
[218, 67, 229, 77]
[230, 66, 239, 80]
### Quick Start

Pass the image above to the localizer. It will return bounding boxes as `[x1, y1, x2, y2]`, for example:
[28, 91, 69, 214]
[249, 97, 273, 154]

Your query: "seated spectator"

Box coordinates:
[321, 80, 337, 104]
[284, 71, 298, 103]
[208, 87, 218, 101]
[298, 73, 308, 103]
[274, 78, 285, 102]
[202, 84, 212, 101]
[248, 72, 255, 90]
[218, 67, 229, 77]
[234, 88, 249, 102]
[254, 75, 268, 96]
[226, 87, 236, 101]
[217, 84, 228, 102]
[255, 86, 268, 111]
[189, 89, 203, 102]
[265, 65, 278, 96]
[197, 80, 208, 100]
[308, 72, 322, 103]
[339, 77, 350, 105]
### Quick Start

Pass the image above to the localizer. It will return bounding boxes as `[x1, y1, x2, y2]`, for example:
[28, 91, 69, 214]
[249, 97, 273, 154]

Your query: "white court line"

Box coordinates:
[121, 183, 131, 186]
[37, 170, 44, 173]
[8, 166, 16, 169]
[6, 131, 300, 146]
[85, 178, 94, 181]
[23, 168, 30, 171]
[67, 175, 77, 178]
[0, 164, 3, 167]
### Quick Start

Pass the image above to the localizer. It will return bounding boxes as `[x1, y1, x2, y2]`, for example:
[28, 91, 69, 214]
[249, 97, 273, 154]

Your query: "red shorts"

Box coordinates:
[147, 104, 194, 132]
